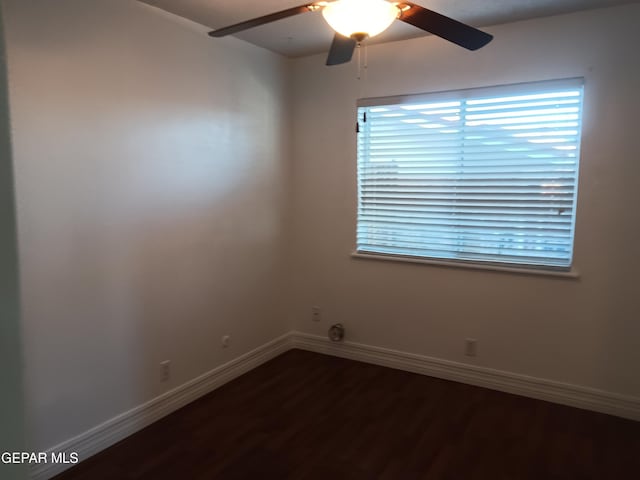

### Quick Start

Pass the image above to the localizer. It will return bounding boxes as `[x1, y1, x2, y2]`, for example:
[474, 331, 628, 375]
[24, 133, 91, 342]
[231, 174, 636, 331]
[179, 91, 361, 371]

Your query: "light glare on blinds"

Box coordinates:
[356, 80, 583, 269]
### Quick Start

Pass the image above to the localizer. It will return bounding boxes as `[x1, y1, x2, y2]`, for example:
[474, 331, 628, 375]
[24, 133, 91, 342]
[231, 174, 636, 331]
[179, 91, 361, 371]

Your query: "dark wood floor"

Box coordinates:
[55, 349, 640, 479]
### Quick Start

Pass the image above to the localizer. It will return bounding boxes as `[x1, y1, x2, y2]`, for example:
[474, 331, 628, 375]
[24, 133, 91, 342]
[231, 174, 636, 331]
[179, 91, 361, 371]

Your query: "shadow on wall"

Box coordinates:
[0, 2, 27, 479]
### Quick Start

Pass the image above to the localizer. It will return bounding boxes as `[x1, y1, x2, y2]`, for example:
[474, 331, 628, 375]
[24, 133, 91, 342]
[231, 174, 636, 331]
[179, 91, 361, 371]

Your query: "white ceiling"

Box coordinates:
[139, 0, 639, 57]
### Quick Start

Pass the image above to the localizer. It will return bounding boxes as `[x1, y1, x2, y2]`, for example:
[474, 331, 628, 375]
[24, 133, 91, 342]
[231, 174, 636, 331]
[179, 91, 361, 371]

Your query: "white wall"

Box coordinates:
[288, 4, 640, 398]
[4, 0, 291, 451]
[0, 3, 27, 479]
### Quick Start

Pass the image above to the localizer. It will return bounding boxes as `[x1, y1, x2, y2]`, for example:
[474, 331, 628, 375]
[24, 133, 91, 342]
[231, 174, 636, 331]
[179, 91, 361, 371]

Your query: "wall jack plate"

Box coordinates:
[160, 360, 171, 382]
[465, 338, 478, 357]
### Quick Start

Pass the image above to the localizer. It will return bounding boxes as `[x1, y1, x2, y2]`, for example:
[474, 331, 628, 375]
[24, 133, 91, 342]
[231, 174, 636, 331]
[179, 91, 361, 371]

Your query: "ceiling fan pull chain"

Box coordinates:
[364, 43, 368, 71]
[363, 43, 368, 88]
[356, 43, 368, 98]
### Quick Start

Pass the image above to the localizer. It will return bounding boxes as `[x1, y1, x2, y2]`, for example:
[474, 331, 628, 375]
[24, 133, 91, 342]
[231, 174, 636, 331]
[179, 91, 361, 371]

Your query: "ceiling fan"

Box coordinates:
[208, 0, 493, 66]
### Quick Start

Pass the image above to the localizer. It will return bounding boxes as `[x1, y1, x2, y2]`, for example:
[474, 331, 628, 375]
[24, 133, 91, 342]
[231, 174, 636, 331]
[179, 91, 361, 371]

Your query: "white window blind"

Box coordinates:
[356, 79, 584, 270]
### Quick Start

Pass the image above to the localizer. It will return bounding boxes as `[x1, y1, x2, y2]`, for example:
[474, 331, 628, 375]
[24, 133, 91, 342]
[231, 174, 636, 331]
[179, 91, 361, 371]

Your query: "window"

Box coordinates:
[356, 79, 584, 271]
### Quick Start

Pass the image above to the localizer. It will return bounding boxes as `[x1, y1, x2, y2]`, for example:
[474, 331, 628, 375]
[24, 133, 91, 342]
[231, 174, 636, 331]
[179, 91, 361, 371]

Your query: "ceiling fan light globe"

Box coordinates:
[322, 0, 399, 40]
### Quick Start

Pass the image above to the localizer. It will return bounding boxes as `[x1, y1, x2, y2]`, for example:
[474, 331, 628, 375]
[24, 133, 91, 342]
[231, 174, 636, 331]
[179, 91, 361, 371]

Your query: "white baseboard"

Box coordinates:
[290, 331, 640, 422]
[31, 330, 640, 479]
[31, 333, 293, 480]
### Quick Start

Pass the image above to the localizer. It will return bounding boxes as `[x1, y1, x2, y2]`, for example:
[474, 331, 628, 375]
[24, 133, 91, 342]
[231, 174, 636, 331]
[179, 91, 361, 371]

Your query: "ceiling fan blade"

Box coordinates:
[399, 2, 493, 51]
[326, 34, 357, 66]
[209, 3, 317, 38]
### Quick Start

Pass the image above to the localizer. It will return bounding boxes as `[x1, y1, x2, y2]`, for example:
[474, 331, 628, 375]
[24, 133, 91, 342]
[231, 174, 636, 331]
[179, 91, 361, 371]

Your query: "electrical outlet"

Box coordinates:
[312, 306, 321, 322]
[221, 335, 231, 348]
[465, 338, 478, 357]
[160, 360, 170, 382]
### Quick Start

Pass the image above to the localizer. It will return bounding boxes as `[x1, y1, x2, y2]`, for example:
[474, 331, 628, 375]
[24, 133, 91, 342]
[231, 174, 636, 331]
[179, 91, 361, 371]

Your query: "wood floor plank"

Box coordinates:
[54, 349, 640, 479]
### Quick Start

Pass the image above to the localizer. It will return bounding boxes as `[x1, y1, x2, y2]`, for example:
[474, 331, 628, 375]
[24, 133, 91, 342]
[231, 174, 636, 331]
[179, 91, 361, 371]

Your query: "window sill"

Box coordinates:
[351, 252, 580, 279]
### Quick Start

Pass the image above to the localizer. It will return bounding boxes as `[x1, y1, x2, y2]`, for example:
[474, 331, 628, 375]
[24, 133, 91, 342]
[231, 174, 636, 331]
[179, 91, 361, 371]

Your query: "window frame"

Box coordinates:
[354, 78, 584, 276]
